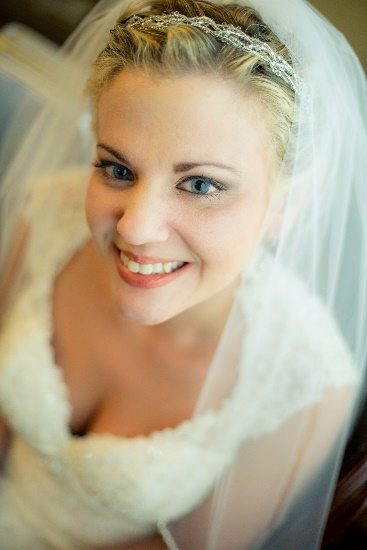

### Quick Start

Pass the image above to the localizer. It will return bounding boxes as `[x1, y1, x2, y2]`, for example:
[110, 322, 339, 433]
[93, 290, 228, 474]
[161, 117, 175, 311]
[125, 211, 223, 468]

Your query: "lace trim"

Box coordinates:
[0, 168, 359, 460]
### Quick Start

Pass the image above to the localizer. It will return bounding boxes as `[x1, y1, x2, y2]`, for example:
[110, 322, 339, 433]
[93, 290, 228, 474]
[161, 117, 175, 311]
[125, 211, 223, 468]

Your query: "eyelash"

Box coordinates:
[93, 160, 134, 183]
[92, 159, 227, 199]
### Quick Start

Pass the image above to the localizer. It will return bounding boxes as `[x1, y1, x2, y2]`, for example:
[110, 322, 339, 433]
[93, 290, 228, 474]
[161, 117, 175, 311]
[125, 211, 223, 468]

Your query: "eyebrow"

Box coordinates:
[173, 161, 239, 175]
[97, 143, 129, 164]
[97, 143, 239, 176]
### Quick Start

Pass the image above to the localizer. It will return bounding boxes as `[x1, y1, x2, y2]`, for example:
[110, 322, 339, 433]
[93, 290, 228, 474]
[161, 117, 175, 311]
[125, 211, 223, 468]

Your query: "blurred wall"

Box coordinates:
[310, 0, 367, 71]
[0, 0, 94, 44]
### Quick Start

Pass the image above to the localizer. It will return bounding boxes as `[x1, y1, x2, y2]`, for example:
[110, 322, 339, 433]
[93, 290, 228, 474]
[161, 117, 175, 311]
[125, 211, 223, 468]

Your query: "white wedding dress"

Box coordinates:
[0, 169, 358, 549]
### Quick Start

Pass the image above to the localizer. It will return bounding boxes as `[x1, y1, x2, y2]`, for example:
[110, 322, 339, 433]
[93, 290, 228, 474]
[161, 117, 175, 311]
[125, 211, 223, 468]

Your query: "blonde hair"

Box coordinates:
[87, 0, 296, 166]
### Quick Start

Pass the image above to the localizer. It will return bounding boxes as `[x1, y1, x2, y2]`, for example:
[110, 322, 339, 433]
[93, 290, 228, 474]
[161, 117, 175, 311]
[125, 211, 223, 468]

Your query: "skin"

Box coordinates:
[86, 69, 273, 341]
[85, 67, 273, 550]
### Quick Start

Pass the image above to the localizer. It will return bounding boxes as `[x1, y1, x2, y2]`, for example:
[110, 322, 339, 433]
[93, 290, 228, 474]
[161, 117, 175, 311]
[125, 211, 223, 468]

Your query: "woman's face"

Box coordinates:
[86, 69, 273, 326]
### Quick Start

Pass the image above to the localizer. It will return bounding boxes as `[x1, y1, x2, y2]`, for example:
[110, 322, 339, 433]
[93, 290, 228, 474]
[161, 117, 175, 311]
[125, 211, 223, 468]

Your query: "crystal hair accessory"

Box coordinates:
[124, 11, 302, 95]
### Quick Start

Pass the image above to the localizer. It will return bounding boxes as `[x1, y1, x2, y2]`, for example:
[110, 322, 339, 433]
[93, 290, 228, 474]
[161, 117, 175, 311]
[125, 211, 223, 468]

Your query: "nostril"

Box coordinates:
[115, 211, 171, 246]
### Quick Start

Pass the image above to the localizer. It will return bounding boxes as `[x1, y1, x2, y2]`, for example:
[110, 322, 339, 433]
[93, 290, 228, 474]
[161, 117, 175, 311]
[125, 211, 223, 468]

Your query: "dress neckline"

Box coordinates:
[0, 169, 250, 454]
[1, 165, 356, 457]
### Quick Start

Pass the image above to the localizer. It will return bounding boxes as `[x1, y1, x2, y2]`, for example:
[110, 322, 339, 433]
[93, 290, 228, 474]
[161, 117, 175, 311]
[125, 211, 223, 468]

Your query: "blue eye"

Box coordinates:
[179, 176, 223, 196]
[108, 164, 133, 180]
[93, 160, 134, 181]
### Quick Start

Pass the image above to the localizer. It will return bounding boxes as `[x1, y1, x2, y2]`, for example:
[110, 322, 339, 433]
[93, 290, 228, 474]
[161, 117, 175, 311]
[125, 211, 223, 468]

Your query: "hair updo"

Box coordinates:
[87, 0, 296, 170]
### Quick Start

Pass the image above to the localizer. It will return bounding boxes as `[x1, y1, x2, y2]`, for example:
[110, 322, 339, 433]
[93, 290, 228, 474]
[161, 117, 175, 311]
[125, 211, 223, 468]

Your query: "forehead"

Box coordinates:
[96, 69, 271, 169]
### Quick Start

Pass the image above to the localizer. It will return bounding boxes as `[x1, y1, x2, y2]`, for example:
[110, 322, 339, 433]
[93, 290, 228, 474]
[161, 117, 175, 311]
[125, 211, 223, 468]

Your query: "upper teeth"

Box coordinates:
[120, 252, 184, 275]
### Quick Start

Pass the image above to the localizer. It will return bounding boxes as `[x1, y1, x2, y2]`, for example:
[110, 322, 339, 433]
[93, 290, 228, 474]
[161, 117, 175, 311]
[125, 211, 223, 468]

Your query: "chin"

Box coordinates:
[115, 301, 178, 327]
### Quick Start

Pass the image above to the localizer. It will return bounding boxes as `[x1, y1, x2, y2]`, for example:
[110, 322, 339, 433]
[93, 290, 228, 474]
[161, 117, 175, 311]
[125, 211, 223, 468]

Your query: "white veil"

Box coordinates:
[1, 1, 367, 548]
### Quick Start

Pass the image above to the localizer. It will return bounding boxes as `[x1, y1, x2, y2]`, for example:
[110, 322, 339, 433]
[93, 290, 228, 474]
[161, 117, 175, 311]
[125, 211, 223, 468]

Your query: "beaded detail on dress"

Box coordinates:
[0, 169, 358, 549]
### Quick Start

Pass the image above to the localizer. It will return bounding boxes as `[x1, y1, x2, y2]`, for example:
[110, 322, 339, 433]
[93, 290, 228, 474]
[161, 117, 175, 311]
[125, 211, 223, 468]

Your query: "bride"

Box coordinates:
[0, 1, 366, 548]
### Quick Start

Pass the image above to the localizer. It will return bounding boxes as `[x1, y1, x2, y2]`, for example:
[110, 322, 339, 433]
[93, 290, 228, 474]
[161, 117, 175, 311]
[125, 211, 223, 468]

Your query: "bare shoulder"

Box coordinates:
[193, 386, 357, 550]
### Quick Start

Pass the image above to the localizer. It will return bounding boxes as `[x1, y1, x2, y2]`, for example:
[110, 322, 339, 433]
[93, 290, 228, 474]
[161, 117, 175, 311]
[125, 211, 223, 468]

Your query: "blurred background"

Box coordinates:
[0, 0, 366, 70]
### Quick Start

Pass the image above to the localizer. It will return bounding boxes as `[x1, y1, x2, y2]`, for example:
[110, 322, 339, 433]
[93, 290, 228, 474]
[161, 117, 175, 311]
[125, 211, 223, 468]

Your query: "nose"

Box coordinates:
[116, 181, 171, 246]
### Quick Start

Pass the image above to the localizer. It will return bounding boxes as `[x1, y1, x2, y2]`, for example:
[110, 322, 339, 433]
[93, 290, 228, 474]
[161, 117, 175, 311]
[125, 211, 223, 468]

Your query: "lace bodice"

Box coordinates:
[0, 169, 358, 549]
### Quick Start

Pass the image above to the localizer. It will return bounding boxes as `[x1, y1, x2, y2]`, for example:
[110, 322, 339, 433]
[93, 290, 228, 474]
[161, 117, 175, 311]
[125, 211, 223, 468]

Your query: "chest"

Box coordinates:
[51, 242, 212, 439]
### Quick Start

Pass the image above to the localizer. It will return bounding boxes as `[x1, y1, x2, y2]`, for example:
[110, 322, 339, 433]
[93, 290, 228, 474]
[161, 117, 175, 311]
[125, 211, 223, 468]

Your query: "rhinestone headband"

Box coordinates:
[124, 12, 302, 95]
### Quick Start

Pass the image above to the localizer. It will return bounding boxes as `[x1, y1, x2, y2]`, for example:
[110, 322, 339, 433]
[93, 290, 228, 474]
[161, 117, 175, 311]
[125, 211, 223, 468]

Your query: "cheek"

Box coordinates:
[85, 177, 117, 245]
[199, 192, 268, 275]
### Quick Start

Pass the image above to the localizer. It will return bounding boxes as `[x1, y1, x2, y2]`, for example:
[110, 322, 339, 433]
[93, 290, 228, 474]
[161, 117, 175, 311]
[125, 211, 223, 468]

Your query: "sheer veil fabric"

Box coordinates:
[0, 1, 367, 549]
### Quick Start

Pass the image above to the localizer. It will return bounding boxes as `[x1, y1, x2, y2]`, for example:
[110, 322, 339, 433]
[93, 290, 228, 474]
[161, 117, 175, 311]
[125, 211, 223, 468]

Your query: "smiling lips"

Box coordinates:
[114, 247, 188, 288]
[120, 250, 185, 275]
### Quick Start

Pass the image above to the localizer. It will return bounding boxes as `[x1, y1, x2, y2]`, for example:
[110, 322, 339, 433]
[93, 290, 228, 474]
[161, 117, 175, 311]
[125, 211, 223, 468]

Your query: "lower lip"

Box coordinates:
[113, 247, 190, 289]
